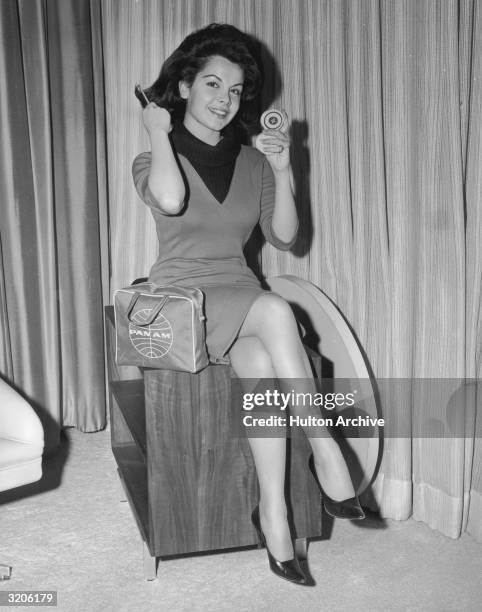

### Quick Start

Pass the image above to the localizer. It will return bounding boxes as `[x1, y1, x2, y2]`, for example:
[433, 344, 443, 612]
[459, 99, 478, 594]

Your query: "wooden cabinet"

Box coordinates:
[105, 306, 322, 580]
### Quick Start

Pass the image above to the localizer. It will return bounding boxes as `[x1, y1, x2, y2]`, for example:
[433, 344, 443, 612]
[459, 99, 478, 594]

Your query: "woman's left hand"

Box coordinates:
[254, 110, 291, 173]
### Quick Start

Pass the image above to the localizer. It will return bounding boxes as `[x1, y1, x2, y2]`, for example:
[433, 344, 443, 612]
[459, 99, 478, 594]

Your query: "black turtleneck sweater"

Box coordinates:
[170, 122, 242, 204]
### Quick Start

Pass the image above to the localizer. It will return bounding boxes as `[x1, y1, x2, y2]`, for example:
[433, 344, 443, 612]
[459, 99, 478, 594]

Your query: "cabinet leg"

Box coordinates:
[117, 472, 127, 503]
[143, 541, 157, 581]
[0, 564, 12, 581]
[294, 537, 308, 561]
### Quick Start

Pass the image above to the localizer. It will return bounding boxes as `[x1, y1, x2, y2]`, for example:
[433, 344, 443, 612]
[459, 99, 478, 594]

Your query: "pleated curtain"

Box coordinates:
[0, 0, 109, 450]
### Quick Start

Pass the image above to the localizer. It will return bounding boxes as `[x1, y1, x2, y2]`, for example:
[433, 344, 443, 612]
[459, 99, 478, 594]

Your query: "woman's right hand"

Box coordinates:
[142, 103, 172, 135]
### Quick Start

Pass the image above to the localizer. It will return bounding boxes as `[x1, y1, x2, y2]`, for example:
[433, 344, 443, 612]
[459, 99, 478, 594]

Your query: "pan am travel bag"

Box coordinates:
[113, 282, 209, 373]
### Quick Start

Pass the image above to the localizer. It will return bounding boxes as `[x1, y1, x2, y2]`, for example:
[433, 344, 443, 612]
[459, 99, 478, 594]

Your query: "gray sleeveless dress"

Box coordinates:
[132, 145, 295, 364]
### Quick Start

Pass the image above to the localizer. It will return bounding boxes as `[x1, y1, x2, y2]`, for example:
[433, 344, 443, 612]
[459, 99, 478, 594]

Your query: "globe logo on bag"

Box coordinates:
[129, 308, 173, 358]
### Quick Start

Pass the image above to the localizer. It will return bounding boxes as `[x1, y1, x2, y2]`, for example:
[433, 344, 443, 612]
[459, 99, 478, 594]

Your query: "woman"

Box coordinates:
[133, 23, 364, 586]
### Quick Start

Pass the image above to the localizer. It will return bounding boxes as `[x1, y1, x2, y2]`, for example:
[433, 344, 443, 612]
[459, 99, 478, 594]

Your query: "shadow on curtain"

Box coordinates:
[0, 0, 108, 451]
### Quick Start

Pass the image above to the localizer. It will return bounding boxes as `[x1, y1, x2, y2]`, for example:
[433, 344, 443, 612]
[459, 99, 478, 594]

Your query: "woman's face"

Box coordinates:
[179, 55, 244, 144]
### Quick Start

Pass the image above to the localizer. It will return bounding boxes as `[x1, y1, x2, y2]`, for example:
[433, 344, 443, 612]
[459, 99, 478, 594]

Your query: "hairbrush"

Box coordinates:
[135, 84, 150, 106]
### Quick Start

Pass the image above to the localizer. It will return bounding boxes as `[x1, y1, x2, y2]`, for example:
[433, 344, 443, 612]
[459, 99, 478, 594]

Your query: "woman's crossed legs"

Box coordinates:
[229, 293, 356, 561]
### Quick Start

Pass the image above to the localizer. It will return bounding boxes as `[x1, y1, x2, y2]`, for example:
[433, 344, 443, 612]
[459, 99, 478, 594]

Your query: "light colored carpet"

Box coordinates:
[1, 427, 481, 612]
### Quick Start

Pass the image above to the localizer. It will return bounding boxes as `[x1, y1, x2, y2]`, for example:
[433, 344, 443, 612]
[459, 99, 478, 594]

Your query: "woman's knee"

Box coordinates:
[244, 293, 299, 336]
[229, 336, 274, 378]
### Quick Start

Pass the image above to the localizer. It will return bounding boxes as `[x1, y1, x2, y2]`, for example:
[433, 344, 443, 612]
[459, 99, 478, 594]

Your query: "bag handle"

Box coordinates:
[126, 292, 169, 326]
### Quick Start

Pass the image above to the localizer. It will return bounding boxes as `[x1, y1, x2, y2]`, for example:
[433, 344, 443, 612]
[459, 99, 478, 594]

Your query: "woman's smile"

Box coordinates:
[209, 107, 229, 118]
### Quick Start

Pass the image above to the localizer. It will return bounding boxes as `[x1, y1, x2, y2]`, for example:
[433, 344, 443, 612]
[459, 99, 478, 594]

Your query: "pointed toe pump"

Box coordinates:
[309, 455, 365, 520]
[321, 492, 365, 520]
[251, 506, 313, 586]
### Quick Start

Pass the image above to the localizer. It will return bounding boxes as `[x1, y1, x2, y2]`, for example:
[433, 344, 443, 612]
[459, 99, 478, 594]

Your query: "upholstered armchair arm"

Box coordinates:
[0, 378, 44, 447]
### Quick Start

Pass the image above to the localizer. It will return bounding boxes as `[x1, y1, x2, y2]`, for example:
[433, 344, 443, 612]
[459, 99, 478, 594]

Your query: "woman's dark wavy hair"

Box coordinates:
[135, 23, 263, 130]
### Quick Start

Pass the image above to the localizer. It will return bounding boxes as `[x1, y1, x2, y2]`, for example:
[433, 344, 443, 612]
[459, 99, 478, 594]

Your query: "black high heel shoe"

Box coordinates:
[251, 506, 312, 586]
[309, 455, 365, 520]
